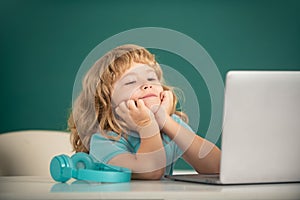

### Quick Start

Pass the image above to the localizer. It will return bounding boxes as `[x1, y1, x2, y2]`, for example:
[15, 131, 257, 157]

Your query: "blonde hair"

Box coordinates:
[69, 44, 187, 153]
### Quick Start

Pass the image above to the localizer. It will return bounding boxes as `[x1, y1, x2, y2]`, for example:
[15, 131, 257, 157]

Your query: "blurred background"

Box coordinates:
[1, 0, 299, 169]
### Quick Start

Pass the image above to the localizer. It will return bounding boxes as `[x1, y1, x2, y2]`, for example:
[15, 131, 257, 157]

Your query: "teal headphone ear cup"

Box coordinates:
[71, 152, 96, 170]
[50, 154, 73, 183]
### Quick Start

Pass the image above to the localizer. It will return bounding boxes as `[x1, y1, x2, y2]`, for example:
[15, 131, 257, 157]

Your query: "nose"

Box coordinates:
[142, 84, 152, 90]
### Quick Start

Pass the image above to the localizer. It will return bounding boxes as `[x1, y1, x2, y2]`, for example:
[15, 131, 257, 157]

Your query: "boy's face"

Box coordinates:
[111, 62, 163, 110]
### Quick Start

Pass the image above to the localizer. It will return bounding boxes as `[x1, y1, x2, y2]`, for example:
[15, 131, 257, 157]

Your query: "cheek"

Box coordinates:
[112, 87, 141, 105]
[111, 87, 132, 106]
[128, 90, 140, 101]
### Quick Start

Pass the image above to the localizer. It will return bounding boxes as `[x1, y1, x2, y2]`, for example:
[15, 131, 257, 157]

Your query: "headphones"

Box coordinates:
[50, 152, 131, 183]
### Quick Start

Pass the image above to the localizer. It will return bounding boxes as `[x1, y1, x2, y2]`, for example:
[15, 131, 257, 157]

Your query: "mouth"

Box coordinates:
[140, 93, 157, 99]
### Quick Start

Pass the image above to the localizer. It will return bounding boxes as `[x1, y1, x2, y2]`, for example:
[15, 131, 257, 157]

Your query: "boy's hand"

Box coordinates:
[160, 90, 174, 115]
[151, 90, 174, 130]
[115, 99, 159, 138]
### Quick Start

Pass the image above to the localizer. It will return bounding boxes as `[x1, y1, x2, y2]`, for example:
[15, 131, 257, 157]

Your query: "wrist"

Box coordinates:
[155, 110, 171, 131]
[138, 119, 160, 138]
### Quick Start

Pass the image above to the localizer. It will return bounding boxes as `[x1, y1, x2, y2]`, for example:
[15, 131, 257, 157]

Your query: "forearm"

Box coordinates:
[137, 132, 164, 154]
[182, 136, 221, 173]
[162, 116, 221, 174]
[113, 99, 166, 179]
[107, 132, 166, 180]
[134, 132, 166, 179]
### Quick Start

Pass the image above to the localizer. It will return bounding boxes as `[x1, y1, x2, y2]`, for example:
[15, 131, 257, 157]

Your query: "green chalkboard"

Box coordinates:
[1, 0, 299, 169]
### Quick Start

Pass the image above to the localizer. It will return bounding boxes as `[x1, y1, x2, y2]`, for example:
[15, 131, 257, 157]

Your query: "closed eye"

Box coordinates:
[147, 78, 157, 81]
[124, 81, 136, 85]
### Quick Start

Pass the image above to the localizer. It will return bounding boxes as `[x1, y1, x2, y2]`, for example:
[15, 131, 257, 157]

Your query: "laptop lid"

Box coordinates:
[220, 71, 300, 184]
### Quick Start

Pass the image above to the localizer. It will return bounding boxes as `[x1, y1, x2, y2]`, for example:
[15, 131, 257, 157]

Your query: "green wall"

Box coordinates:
[1, 0, 299, 169]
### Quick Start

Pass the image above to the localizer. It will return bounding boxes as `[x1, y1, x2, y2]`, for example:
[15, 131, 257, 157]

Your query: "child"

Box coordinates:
[68, 44, 221, 180]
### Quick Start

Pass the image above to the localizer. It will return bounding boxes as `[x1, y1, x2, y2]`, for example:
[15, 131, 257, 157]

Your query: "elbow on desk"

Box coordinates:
[131, 168, 165, 180]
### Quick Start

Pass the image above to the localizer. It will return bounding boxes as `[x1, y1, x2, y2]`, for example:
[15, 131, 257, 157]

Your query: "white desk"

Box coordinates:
[0, 176, 300, 200]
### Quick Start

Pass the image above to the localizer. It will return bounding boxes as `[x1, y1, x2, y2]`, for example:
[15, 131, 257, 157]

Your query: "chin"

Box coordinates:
[143, 98, 161, 110]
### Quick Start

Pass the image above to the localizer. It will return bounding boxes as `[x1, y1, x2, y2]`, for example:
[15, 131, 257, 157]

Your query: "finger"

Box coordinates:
[161, 90, 170, 100]
[161, 91, 169, 103]
[118, 101, 128, 112]
[136, 99, 146, 108]
[160, 91, 166, 101]
[127, 100, 137, 110]
[115, 106, 123, 117]
[163, 91, 173, 103]
[115, 105, 129, 120]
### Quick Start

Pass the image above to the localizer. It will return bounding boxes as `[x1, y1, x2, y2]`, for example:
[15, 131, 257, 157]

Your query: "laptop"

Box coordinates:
[167, 71, 300, 185]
